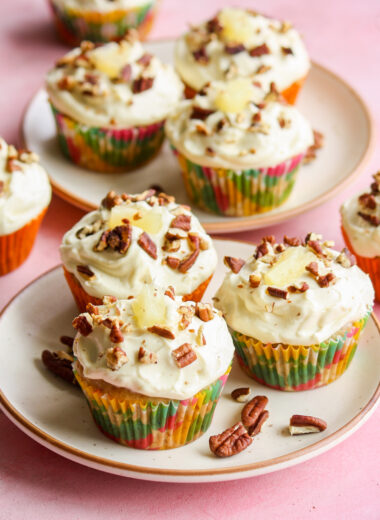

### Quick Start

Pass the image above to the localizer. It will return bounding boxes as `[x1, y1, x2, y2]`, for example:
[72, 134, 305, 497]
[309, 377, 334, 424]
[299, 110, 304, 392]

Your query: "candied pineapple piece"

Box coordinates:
[219, 8, 253, 45]
[215, 78, 254, 114]
[132, 287, 167, 328]
[263, 247, 316, 287]
[89, 42, 131, 79]
[108, 206, 163, 234]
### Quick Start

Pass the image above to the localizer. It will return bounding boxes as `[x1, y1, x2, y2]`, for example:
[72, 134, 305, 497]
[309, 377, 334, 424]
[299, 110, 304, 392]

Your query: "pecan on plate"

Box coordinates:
[241, 395, 269, 436]
[209, 422, 252, 457]
[172, 343, 197, 368]
[231, 387, 251, 403]
[289, 414, 327, 435]
[41, 350, 77, 385]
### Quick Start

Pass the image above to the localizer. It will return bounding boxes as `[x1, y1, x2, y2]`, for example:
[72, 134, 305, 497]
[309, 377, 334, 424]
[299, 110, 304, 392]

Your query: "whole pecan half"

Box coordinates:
[137, 232, 157, 259]
[172, 343, 197, 368]
[209, 422, 252, 457]
[41, 350, 77, 385]
[289, 414, 327, 435]
[224, 256, 245, 273]
[241, 395, 269, 436]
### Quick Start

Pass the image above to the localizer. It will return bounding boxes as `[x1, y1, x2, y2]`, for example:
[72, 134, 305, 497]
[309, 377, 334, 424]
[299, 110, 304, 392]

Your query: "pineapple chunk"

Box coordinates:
[263, 247, 316, 287]
[215, 78, 254, 114]
[108, 205, 163, 235]
[132, 287, 167, 328]
[219, 8, 253, 45]
[89, 42, 131, 79]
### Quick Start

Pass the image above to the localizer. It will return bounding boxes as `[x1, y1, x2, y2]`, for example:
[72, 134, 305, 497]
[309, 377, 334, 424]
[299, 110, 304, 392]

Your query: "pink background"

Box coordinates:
[1, 0, 379, 518]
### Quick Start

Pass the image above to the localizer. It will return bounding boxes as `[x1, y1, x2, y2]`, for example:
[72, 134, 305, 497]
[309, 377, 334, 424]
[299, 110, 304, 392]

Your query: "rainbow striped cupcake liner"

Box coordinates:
[51, 105, 165, 173]
[48, 0, 157, 45]
[170, 145, 304, 216]
[75, 366, 231, 450]
[232, 313, 370, 391]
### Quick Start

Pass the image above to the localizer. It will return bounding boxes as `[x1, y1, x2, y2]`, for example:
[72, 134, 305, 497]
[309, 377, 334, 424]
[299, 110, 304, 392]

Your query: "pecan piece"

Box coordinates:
[207, 16, 223, 33]
[231, 387, 251, 403]
[132, 77, 154, 93]
[336, 248, 355, 267]
[255, 242, 269, 258]
[281, 46, 294, 55]
[138, 232, 157, 259]
[284, 235, 301, 247]
[60, 335, 74, 351]
[172, 343, 197, 368]
[120, 64, 132, 82]
[249, 274, 261, 288]
[358, 211, 380, 226]
[110, 324, 124, 344]
[137, 53, 153, 66]
[188, 232, 201, 251]
[72, 314, 93, 336]
[192, 47, 209, 64]
[178, 305, 195, 330]
[209, 422, 252, 458]
[101, 191, 122, 209]
[307, 240, 325, 256]
[76, 264, 95, 280]
[249, 43, 270, 57]
[224, 256, 245, 273]
[148, 325, 175, 340]
[306, 261, 319, 277]
[358, 193, 377, 210]
[41, 350, 76, 385]
[241, 395, 269, 436]
[165, 256, 180, 269]
[164, 286, 175, 300]
[106, 346, 128, 370]
[224, 43, 245, 54]
[267, 287, 288, 299]
[178, 250, 200, 273]
[138, 346, 158, 364]
[171, 214, 191, 231]
[190, 106, 215, 120]
[288, 282, 309, 293]
[317, 272, 336, 288]
[289, 414, 327, 435]
[195, 302, 214, 322]
[262, 235, 275, 244]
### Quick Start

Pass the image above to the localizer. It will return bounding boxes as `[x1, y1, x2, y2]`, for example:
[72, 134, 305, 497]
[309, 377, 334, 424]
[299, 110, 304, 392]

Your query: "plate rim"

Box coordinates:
[1, 249, 379, 479]
[20, 57, 376, 234]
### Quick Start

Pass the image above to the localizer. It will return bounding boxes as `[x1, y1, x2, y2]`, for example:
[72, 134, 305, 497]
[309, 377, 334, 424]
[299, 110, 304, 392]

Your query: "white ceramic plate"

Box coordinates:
[0, 239, 379, 483]
[22, 40, 374, 234]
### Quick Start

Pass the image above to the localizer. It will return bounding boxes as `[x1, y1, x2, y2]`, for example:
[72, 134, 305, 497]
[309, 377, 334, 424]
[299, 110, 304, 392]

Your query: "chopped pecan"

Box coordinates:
[41, 350, 77, 385]
[101, 191, 123, 209]
[192, 47, 209, 64]
[178, 304, 195, 330]
[188, 232, 201, 251]
[317, 272, 336, 288]
[6, 158, 21, 173]
[137, 53, 153, 66]
[110, 324, 124, 343]
[358, 211, 380, 226]
[132, 76, 154, 93]
[60, 335, 74, 351]
[171, 214, 191, 231]
[262, 235, 275, 244]
[288, 282, 309, 293]
[164, 286, 175, 300]
[224, 43, 245, 54]
[195, 122, 211, 135]
[264, 81, 280, 102]
[94, 223, 132, 255]
[162, 237, 181, 253]
[57, 76, 76, 91]
[289, 414, 327, 435]
[281, 46, 293, 55]
[0, 180, 4, 195]
[216, 118, 228, 132]
[165, 256, 180, 269]
[76, 218, 103, 239]
[206, 146, 215, 157]
[275, 243, 285, 253]
[101, 318, 114, 329]
[137, 232, 157, 259]
[76, 264, 95, 280]
[267, 287, 288, 299]
[209, 422, 252, 457]
[249, 43, 270, 57]
[336, 248, 355, 267]
[178, 249, 200, 273]
[249, 274, 261, 288]
[172, 343, 197, 368]
[149, 183, 164, 194]
[120, 64, 132, 82]
[306, 261, 319, 276]
[148, 325, 175, 340]
[256, 64, 271, 74]
[307, 240, 325, 256]
[231, 387, 251, 403]
[241, 395, 269, 436]
[195, 302, 214, 322]
[190, 106, 215, 120]
[224, 256, 245, 273]
[72, 314, 93, 336]
[284, 235, 301, 247]
[206, 16, 223, 33]
[106, 346, 128, 370]
[255, 242, 269, 258]
[252, 112, 262, 124]
[103, 295, 117, 304]
[138, 346, 158, 364]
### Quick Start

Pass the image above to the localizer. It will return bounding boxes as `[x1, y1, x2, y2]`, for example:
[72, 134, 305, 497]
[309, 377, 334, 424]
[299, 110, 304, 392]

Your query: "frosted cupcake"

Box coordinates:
[61, 190, 217, 311]
[165, 79, 313, 216]
[341, 172, 380, 301]
[175, 7, 310, 104]
[46, 35, 183, 173]
[48, 0, 158, 46]
[72, 287, 234, 449]
[215, 234, 374, 391]
[0, 138, 51, 275]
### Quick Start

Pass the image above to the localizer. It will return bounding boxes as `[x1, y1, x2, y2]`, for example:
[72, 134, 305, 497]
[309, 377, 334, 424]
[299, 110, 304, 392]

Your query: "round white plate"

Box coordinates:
[22, 40, 374, 234]
[1, 239, 379, 483]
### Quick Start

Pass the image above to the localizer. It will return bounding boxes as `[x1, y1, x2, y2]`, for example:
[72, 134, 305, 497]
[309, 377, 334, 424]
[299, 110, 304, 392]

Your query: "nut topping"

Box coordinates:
[249, 274, 261, 288]
[137, 232, 158, 259]
[72, 314, 93, 336]
[164, 286, 175, 300]
[249, 43, 270, 57]
[241, 395, 269, 436]
[307, 240, 325, 257]
[178, 304, 195, 330]
[358, 211, 380, 227]
[288, 282, 309, 293]
[224, 256, 245, 273]
[267, 287, 288, 299]
[109, 324, 124, 344]
[171, 214, 191, 231]
[231, 387, 251, 403]
[289, 414, 327, 435]
[284, 235, 302, 247]
[165, 256, 180, 269]
[76, 265, 95, 280]
[138, 346, 158, 364]
[336, 248, 355, 268]
[306, 261, 319, 277]
[172, 343, 197, 368]
[101, 191, 122, 209]
[178, 250, 200, 273]
[148, 325, 175, 340]
[317, 272, 336, 288]
[209, 422, 252, 458]
[225, 43, 245, 54]
[106, 346, 128, 370]
[195, 302, 214, 322]
[190, 106, 215, 120]
[358, 193, 377, 210]
[132, 77, 154, 94]
[94, 223, 132, 254]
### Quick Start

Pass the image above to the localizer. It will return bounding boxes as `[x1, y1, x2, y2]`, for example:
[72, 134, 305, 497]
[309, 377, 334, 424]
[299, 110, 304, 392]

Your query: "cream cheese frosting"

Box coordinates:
[165, 80, 314, 169]
[46, 37, 183, 128]
[214, 234, 374, 346]
[0, 138, 51, 236]
[174, 7, 310, 92]
[51, 0, 156, 13]
[73, 289, 234, 400]
[60, 190, 217, 298]
[340, 174, 380, 258]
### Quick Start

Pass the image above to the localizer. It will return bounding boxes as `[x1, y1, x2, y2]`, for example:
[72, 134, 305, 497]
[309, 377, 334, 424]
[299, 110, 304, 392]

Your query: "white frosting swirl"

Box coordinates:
[46, 39, 183, 128]
[60, 193, 217, 298]
[165, 81, 313, 169]
[51, 0, 155, 13]
[341, 190, 380, 258]
[174, 8, 310, 92]
[73, 291, 234, 400]
[0, 138, 51, 236]
[215, 239, 374, 346]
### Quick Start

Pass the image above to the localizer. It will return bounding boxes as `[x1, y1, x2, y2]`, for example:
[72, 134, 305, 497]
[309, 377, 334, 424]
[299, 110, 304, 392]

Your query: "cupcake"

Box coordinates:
[174, 7, 310, 104]
[214, 233, 374, 391]
[60, 190, 217, 311]
[341, 172, 380, 302]
[72, 287, 234, 449]
[46, 35, 183, 173]
[165, 79, 313, 216]
[48, 0, 158, 46]
[0, 138, 51, 275]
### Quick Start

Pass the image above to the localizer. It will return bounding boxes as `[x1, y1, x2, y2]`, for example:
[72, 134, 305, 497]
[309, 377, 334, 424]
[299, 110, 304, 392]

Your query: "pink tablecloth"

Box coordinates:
[0, 1, 379, 518]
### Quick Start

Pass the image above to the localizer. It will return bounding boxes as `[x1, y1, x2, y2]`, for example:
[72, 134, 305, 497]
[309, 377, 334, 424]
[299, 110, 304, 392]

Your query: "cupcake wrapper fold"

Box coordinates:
[231, 313, 370, 391]
[51, 104, 165, 173]
[171, 145, 304, 216]
[75, 366, 231, 450]
[48, 0, 157, 45]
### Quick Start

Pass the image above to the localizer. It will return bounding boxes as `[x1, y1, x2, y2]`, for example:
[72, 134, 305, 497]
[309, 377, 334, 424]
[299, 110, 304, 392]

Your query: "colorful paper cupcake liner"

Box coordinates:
[341, 226, 380, 302]
[48, 0, 157, 45]
[63, 266, 213, 313]
[0, 208, 48, 276]
[231, 313, 370, 391]
[74, 365, 231, 450]
[51, 104, 165, 173]
[170, 145, 304, 216]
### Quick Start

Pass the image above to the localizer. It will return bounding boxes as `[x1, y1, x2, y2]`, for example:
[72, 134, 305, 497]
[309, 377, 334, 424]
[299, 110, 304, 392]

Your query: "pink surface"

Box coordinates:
[0, 0, 379, 518]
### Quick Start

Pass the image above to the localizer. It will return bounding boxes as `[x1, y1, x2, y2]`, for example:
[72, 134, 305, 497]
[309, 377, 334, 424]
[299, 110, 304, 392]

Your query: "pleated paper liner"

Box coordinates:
[51, 105, 165, 173]
[74, 363, 231, 450]
[341, 226, 380, 302]
[48, 0, 157, 45]
[231, 313, 370, 391]
[0, 208, 48, 276]
[63, 266, 213, 313]
[170, 145, 304, 216]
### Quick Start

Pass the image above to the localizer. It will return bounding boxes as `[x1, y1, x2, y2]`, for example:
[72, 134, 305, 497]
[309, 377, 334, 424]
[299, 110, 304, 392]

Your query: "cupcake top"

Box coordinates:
[215, 233, 374, 346]
[165, 79, 313, 169]
[73, 288, 234, 399]
[340, 172, 380, 258]
[51, 0, 154, 11]
[46, 35, 183, 128]
[0, 138, 51, 236]
[60, 190, 217, 298]
[174, 7, 310, 92]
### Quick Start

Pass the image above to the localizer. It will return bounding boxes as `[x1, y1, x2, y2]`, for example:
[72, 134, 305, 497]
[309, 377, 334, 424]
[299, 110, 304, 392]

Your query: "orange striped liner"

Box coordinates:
[0, 208, 47, 276]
